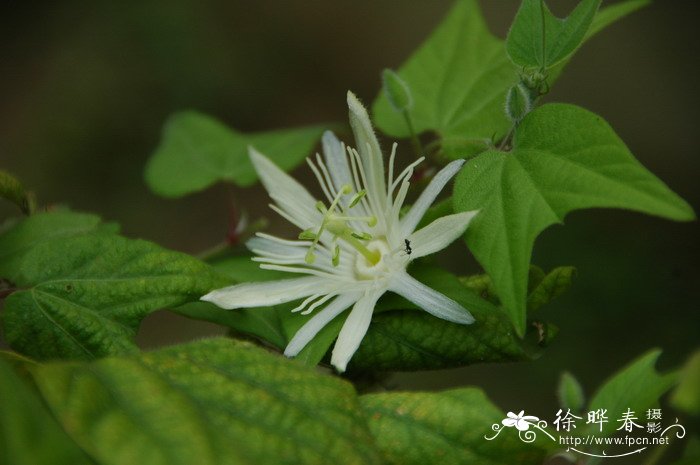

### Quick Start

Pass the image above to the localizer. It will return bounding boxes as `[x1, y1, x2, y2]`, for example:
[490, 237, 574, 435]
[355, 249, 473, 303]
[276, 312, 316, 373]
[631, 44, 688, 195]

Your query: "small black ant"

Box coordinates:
[404, 239, 412, 255]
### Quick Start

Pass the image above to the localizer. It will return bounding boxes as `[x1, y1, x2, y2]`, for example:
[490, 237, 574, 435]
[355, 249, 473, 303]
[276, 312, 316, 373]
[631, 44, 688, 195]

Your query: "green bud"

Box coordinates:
[382, 69, 413, 113]
[315, 201, 326, 213]
[505, 82, 532, 123]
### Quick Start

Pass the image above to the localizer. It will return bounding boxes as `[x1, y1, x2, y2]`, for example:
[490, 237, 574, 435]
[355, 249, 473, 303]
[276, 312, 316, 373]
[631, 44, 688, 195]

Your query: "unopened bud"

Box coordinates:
[382, 69, 413, 113]
[505, 83, 532, 123]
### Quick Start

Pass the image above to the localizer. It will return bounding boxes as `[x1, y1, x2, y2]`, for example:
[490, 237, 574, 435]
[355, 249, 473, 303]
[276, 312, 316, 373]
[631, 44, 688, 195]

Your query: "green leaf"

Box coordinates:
[0, 210, 118, 281]
[373, 0, 515, 148]
[557, 371, 585, 413]
[454, 104, 695, 335]
[671, 350, 700, 416]
[30, 338, 382, 465]
[1, 232, 228, 361]
[506, 0, 601, 69]
[527, 266, 575, 312]
[361, 388, 548, 465]
[586, 350, 677, 437]
[0, 170, 34, 214]
[372, 0, 648, 159]
[145, 111, 327, 197]
[0, 358, 93, 465]
[348, 266, 539, 372]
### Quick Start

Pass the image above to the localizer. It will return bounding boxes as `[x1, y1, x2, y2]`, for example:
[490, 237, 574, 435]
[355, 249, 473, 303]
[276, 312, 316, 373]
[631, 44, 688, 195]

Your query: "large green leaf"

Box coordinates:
[348, 266, 540, 372]
[361, 388, 549, 465]
[453, 104, 695, 334]
[145, 111, 327, 197]
[30, 338, 382, 465]
[372, 0, 650, 157]
[506, 0, 601, 69]
[373, 0, 515, 146]
[585, 350, 678, 437]
[0, 358, 93, 465]
[1, 232, 228, 361]
[0, 210, 118, 280]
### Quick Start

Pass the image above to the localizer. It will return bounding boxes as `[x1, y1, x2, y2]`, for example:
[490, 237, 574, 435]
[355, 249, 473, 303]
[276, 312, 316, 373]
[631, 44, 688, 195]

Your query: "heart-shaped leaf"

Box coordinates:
[145, 111, 327, 197]
[454, 104, 694, 335]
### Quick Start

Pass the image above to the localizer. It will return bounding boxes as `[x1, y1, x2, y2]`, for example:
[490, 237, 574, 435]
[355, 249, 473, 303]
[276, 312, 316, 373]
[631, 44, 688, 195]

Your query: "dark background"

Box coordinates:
[1, 0, 698, 454]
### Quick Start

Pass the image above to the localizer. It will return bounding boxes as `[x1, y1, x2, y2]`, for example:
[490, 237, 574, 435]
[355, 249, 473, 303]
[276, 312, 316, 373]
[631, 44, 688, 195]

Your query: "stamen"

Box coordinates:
[351, 231, 372, 240]
[332, 244, 341, 267]
[298, 229, 317, 240]
[349, 190, 366, 208]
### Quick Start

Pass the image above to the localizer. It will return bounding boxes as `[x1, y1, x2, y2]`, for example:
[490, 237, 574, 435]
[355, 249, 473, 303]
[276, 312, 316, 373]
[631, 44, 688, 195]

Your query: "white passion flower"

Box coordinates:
[202, 91, 478, 372]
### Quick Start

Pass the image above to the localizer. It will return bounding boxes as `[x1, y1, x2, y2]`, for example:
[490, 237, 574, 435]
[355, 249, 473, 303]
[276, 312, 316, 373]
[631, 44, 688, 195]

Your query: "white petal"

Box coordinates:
[400, 159, 465, 237]
[246, 235, 307, 258]
[201, 276, 338, 309]
[284, 292, 361, 357]
[330, 289, 383, 372]
[249, 147, 322, 230]
[321, 131, 353, 194]
[347, 91, 386, 210]
[407, 211, 478, 259]
[388, 271, 474, 324]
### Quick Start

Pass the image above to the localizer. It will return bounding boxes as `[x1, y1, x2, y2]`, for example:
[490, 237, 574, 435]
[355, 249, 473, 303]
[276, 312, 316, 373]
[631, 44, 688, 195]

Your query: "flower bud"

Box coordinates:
[505, 83, 532, 124]
[382, 69, 413, 113]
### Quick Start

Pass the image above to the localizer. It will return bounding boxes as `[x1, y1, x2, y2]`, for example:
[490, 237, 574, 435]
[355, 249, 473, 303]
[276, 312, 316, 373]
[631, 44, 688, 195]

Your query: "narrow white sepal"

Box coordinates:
[249, 147, 321, 230]
[407, 211, 478, 260]
[330, 290, 382, 372]
[389, 271, 475, 324]
[400, 159, 466, 237]
[284, 292, 361, 357]
[347, 91, 386, 211]
[201, 276, 336, 309]
[321, 131, 353, 195]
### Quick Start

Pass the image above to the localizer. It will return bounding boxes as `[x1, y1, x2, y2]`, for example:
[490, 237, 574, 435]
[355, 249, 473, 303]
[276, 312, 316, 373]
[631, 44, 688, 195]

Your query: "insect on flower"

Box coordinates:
[202, 91, 479, 372]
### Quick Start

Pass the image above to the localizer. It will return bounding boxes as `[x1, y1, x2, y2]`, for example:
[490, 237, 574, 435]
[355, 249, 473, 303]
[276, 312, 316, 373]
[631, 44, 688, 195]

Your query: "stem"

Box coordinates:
[401, 110, 424, 158]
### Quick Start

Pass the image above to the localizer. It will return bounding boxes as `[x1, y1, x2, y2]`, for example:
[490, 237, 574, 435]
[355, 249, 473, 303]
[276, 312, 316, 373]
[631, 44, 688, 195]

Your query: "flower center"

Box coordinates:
[299, 184, 378, 267]
[354, 239, 391, 280]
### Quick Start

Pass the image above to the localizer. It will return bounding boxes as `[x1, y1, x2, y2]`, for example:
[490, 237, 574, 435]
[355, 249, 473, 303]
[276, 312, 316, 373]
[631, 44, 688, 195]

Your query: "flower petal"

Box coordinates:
[388, 271, 475, 324]
[201, 276, 338, 309]
[407, 211, 478, 259]
[321, 131, 353, 194]
[400, 159, 465, 237]
[502, 418, 517, 427]
[330, 289, 383, 372]
[347, 91, 386, 211]
[283, 292, 361, 357]
[249, 147, 322, 230]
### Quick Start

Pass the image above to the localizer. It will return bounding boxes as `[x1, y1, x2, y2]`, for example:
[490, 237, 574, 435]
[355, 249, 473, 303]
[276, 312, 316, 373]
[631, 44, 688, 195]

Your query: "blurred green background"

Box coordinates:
[1, 0, 697, 438]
